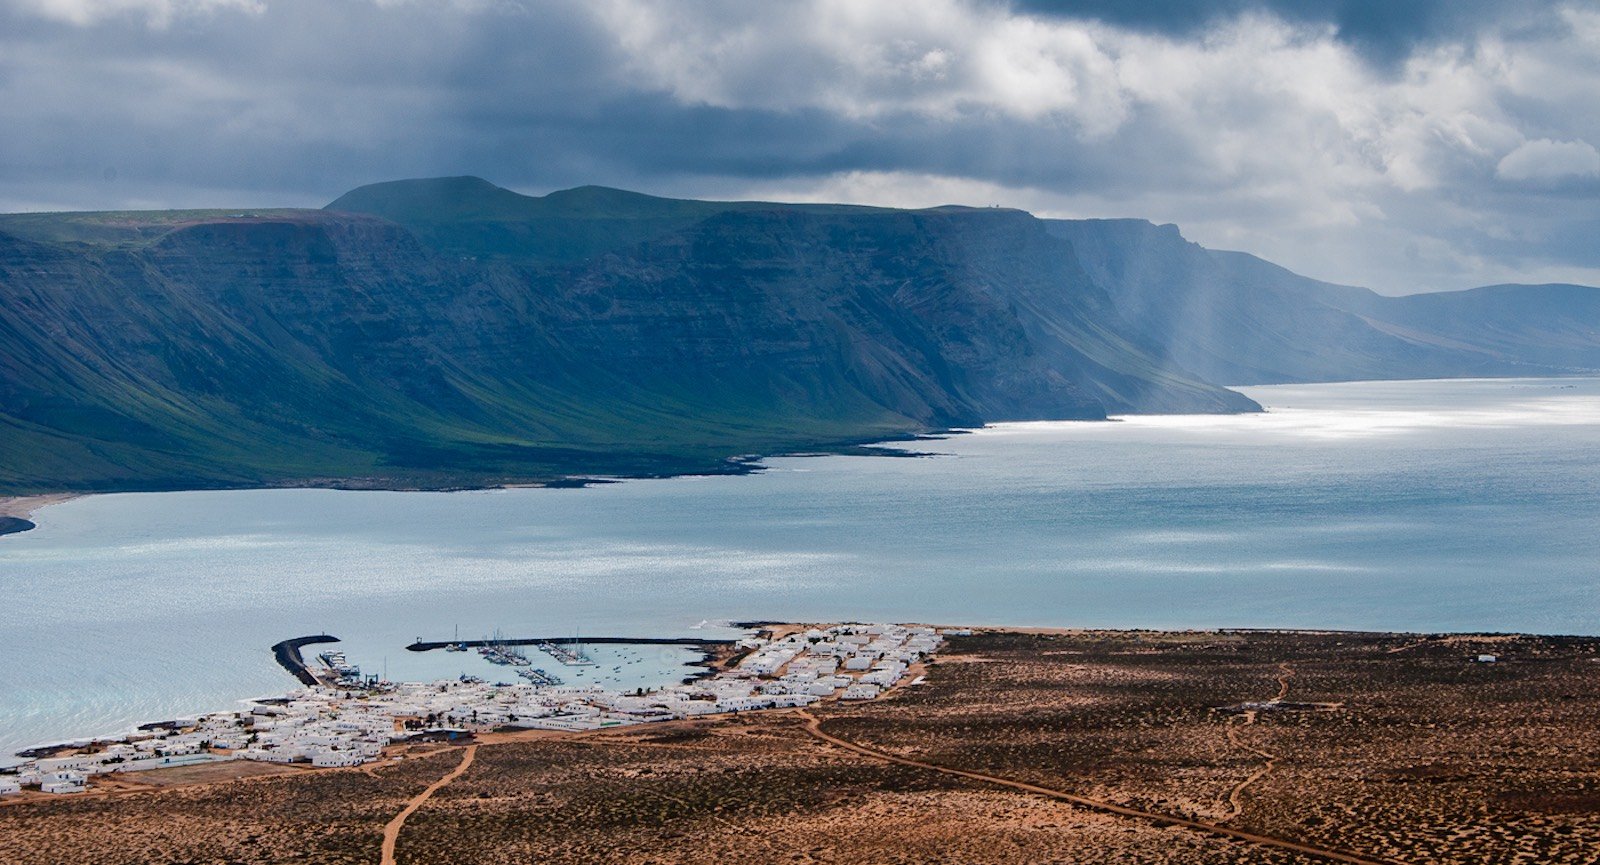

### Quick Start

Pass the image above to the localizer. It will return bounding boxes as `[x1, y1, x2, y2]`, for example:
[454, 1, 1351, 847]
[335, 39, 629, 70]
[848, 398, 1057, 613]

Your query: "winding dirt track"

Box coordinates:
[797, 710, 1403, 865]
[1273, 663, 1295, 701]
[1223, 713, 1280, 822]
[1222, 664, 1294, 821]
[380, 745, 477, 865]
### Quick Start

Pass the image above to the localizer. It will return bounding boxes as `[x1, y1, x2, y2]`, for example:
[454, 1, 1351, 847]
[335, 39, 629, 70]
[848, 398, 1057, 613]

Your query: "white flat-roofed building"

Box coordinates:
[36, 755, 101, 774]
[311, 750, 367, 768]
[115, 753, 236, 773]
[859, 668, 903, 688]
[671, 700, 721, 717]
[840, 683, 881, 701]
[40, 771, 86, 794]
[158, 739, 204, 757]
[801, 656, 840, 674]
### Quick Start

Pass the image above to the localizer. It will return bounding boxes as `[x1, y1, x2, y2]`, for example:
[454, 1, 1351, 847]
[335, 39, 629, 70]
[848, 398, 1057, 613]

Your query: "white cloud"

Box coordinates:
[739, 170, 1034, 211]
[582, 1, 1600, 291]
[591, 0, 1129, 131]
[1495, 138, 1600, 182]
[586, 1, 1544, 196]
[2, 0, 1598, 293]
[6, 0, 261, 26]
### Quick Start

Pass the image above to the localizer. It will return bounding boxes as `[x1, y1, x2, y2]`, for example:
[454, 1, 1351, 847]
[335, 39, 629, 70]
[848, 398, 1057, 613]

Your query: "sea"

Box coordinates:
[2, 377, 1597, 760]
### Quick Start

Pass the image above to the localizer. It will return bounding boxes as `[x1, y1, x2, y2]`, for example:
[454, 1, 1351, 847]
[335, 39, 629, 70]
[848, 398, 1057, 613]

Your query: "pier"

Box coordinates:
[271, 634, 342, 686]
[406, 636, 736, 652]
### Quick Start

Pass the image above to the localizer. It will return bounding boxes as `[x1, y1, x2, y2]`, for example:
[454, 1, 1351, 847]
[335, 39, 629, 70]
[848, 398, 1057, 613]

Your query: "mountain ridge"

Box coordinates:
[0, 176, 1594, 494]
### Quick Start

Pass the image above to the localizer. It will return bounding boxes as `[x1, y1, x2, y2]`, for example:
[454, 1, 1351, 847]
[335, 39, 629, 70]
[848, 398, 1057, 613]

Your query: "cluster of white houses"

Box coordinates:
[739, 623, 944, 702]
[1, 623, 954, 797]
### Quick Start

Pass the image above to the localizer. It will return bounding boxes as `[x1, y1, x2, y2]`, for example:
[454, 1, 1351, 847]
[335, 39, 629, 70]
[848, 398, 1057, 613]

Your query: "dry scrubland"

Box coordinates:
[3, 629, 1598, 864]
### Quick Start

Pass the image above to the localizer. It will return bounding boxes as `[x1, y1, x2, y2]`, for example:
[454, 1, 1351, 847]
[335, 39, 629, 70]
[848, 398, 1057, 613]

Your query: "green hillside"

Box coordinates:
[1, 177, 1592, 495]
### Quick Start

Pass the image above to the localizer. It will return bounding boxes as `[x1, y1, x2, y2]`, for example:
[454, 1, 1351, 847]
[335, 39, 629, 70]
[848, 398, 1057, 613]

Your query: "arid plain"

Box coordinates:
[4, 628, 1598, 864]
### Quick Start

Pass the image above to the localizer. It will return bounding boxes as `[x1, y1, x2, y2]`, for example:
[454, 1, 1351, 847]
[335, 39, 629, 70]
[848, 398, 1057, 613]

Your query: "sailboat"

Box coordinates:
[445, 624, 466, 652]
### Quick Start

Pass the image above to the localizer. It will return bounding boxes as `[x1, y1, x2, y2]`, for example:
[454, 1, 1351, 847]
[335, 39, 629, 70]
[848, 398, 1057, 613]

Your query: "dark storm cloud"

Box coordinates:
[0, 0, 629, 202]
[1, 0, 1597, 292]
[1012, 0, 1561, 66]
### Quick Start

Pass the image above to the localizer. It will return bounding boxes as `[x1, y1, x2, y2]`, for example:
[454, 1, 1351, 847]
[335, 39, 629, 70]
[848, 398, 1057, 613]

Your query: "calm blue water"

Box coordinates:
[2, 377, 1598, 758]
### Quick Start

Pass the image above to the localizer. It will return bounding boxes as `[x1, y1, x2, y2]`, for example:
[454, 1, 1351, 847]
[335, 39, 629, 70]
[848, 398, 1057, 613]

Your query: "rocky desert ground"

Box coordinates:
[4, 628, 1597, 864]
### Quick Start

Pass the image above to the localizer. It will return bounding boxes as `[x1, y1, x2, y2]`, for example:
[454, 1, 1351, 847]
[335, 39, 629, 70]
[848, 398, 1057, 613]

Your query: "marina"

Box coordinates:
[537, 640, 595, 666]
[476, 633, 532, 668]
[0, 622, 945, 796]
[406, 636, 737, 652]
[517, 668, 563, 686]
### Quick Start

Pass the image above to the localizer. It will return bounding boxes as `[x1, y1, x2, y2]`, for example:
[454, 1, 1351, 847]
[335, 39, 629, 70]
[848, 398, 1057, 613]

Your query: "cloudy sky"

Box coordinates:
[3, 0, 1598, 293]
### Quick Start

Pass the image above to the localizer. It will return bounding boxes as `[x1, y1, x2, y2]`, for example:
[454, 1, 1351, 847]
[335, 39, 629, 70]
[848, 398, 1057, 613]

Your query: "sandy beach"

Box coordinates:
[0, 494, 78, 535]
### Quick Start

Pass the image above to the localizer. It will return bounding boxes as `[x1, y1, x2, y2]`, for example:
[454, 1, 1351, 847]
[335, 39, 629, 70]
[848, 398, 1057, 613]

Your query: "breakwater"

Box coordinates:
[271, 634, 342, 686]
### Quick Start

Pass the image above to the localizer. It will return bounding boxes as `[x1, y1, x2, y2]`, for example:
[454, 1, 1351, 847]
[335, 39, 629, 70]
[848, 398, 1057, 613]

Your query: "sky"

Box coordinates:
[2, 0, 1598, 293]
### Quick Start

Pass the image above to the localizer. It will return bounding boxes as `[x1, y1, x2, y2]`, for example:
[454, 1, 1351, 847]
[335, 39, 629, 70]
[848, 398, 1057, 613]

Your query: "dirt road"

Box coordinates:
[380, 745, 477, 865]
[797, 710, 1403, 865]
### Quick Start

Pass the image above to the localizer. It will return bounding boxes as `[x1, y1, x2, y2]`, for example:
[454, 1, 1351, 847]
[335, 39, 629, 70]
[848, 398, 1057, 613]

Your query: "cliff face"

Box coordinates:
[2, 176, 1593, 494]
[0, 187, 1248, 493]
[542, 207, 1251, 423]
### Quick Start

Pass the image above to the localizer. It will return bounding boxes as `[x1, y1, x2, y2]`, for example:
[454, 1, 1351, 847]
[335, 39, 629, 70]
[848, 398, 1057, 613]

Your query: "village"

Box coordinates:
[1, 623, 959, 799]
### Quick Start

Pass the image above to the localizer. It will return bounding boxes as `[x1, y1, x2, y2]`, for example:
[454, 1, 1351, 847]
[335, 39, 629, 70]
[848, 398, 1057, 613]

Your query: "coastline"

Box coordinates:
[5, 625, 1597, 863]
[7, 622, 1580, 766]
[0, 429, 963, 517]
[0, 375, 1590, 507]
[2, 620, 939, 772]
[0, 494, 77, 536]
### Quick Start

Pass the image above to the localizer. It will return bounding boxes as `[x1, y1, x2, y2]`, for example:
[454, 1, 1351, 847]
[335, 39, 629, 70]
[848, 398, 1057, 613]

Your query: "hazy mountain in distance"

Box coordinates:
[0, 177, 1593, 494]
[1048, 218, 1600, 384]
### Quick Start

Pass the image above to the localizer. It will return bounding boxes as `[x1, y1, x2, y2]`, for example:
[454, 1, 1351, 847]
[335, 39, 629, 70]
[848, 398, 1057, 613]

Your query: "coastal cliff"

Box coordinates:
[0, 177, 1595, 494]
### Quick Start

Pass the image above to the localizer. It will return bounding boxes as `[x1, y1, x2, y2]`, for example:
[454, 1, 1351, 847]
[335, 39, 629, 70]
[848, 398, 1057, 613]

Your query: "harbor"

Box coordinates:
[269, 634, 343, 687]
[0, 622, 948, 798]
[418, 628, 745, 680]
[407, 635, 737, 652]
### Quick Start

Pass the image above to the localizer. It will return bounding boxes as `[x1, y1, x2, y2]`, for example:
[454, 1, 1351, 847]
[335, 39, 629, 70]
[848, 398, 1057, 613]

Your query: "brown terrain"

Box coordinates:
[3, 628, 1598, 864]
[0, 494, 73, 519]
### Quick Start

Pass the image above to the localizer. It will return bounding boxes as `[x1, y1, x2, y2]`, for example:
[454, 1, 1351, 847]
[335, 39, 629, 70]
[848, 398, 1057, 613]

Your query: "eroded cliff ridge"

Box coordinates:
[1, 177, 1594, 493]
